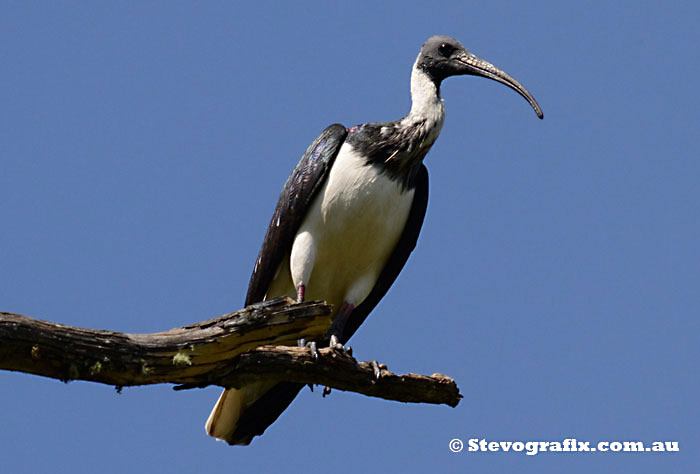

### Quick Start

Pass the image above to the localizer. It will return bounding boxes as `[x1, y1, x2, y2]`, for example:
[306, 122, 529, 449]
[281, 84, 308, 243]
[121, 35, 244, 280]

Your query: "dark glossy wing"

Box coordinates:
[340, 163, 430, 343]
[227, 125, 346, 445]
[245, 124, 348, 306]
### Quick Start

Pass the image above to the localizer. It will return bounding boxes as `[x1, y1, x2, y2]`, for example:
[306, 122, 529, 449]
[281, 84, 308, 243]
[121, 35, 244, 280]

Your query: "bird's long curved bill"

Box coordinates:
[459, 52, 543, 119]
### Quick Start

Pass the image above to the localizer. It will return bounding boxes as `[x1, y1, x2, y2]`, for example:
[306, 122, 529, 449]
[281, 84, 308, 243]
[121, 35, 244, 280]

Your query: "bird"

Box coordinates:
[205, 35, 543, 445]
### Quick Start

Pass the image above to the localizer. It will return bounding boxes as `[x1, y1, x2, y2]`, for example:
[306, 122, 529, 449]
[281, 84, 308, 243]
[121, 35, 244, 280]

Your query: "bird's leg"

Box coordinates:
[295, 284, 319, 359]
[326, 302, 354, 354]
[316, 302, 355, 397]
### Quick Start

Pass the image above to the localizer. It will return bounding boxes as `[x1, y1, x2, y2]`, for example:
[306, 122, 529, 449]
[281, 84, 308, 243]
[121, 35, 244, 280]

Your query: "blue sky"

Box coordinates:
[1, 1, 697, 473]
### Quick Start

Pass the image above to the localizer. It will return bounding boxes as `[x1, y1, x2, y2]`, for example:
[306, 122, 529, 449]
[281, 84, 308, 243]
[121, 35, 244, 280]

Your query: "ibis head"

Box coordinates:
[417, 35, 543, 119]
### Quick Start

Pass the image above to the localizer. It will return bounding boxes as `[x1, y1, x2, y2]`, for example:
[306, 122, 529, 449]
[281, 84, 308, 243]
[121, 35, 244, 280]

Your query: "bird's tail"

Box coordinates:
[205, 381, 303, 445]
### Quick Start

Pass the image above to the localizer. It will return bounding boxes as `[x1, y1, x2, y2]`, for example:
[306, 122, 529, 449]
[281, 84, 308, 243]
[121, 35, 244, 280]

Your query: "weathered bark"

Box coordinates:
[0, 297, 330, 386]
[207, 345, 462, 407]
[0, 297, 462, 407]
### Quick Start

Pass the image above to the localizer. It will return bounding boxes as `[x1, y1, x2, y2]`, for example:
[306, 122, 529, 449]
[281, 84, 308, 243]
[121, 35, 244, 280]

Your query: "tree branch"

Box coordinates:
[203, 345, 462, 407]
[0, 297, 461, 407]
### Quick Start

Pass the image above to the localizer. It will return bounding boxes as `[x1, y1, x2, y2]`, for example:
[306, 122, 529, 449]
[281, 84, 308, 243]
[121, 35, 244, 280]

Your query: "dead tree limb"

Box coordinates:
[0, 297, 330, 386]
[207, 345, 462, 407]
[0, 297, 462, 407]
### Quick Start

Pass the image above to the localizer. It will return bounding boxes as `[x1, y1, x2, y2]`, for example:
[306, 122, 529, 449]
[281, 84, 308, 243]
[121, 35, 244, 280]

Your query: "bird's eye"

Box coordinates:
[438, 42, 453, 57]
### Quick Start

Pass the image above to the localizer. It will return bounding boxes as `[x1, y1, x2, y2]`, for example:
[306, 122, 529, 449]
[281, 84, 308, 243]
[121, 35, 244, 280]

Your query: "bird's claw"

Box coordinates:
[308, 341, 319, 359]
[299, 334, 353, 397]
[298, 338, 319, 359]
[321, 334, 353, 398]
[370, 360, 382, 380]
[329, 334, 342, 351]
[329, 334, 352, 356]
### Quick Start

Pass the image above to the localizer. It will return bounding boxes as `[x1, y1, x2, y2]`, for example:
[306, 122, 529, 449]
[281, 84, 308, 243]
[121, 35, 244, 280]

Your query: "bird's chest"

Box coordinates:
[292, 144, 415, 304]
[317, 145, 414, 239]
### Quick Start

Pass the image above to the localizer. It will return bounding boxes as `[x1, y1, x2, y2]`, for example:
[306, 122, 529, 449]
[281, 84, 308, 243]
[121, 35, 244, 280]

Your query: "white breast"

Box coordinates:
[266, 143, 415, 315]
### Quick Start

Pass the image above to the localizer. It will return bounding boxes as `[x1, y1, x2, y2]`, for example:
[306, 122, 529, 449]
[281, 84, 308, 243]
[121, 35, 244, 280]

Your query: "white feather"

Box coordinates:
[279, 143, 415, 309]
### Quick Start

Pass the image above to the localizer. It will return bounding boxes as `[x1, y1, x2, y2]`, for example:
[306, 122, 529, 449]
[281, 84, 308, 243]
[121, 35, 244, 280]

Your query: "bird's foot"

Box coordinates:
[320, 334, 353, 398]
[329, 334, 352, 356]
[297, 338, 319, 359]
[369, 360, 382, 380]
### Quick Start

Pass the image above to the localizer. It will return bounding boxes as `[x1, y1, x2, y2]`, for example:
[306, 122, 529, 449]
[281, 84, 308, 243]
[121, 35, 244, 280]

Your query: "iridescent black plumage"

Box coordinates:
[347, 121, 434, 191]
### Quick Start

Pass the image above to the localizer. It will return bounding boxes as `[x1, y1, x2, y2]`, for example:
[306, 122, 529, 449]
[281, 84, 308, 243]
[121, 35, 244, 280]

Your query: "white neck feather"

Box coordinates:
[404, 57, 445, 139]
